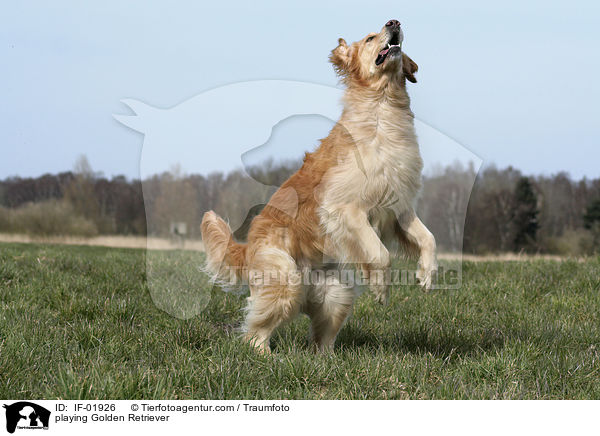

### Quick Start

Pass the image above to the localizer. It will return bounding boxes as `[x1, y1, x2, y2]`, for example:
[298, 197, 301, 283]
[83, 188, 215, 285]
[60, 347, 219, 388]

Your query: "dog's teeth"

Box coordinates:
[387, 43, 391, 48]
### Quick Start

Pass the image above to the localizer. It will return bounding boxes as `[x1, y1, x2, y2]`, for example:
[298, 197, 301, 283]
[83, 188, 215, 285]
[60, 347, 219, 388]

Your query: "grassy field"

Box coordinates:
[0, 242, 599, 399]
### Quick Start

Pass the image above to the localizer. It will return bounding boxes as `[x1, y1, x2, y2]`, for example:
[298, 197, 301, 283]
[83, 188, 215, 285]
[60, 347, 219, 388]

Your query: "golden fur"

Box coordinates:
[201, 20, 437, 353]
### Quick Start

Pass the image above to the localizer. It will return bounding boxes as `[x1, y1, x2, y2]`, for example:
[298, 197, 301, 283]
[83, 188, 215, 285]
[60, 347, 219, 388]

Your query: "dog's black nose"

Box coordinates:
[386, 19, 400, 28]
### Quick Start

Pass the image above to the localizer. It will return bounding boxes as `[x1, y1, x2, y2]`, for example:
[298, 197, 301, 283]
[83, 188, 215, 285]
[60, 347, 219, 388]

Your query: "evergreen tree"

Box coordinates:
[583, 198, 600, 253]
[512, 177, 539, 251]
[583, 198, 600, 229]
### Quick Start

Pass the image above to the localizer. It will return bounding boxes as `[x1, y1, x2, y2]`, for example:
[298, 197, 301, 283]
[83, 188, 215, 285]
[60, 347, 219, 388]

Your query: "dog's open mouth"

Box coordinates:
[375, 32, 401, 66]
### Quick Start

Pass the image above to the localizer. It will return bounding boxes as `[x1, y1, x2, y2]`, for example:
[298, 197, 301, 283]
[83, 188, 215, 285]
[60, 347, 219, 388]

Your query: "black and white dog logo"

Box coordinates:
[3, 402, 50, 434]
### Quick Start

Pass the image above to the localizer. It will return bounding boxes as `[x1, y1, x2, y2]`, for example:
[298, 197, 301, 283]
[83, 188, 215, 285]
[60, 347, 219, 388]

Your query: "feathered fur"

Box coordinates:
[201, 21, 437, 353]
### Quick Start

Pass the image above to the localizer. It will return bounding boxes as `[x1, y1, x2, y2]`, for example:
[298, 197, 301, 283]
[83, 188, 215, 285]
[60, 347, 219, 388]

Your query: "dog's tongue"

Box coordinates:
[375, 48, 389, 65]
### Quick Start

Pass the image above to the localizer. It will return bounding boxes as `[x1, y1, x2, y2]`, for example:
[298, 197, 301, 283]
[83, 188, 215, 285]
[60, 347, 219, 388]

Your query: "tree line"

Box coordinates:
[1, 157, 599, 255]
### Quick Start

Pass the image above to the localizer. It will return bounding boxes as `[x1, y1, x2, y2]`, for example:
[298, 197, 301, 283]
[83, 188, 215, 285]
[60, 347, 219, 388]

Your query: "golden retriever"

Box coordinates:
[201, 19, 437, 353]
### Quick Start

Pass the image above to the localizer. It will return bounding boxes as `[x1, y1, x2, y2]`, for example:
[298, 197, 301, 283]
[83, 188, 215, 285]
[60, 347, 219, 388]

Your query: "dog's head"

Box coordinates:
[330, 19, 418, 87]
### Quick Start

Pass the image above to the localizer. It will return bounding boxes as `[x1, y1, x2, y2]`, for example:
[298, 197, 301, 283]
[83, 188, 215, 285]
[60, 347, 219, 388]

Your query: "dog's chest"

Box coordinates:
[320, 132, 423, 218]
[357, 135, 422, 208]
[319, 102, 424, 216]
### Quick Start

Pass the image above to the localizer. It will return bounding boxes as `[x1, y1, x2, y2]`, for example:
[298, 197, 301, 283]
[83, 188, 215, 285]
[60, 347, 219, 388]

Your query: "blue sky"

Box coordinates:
[1, 1, 599, 180]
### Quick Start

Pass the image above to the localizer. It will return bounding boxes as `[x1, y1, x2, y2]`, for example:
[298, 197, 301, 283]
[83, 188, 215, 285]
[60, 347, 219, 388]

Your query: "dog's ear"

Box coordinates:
[402, 53, 418, 83]
[330, 38, 351, 76]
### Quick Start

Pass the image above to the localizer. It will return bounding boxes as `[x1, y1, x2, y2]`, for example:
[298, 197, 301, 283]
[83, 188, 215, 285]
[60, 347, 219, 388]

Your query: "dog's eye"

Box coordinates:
[366, 36, 375, 43]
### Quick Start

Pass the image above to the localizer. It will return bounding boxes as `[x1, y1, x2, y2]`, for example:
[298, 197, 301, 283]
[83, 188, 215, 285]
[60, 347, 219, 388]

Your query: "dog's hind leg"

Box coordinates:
[243, 245, 304, 354]
[305, 273, 356, 352]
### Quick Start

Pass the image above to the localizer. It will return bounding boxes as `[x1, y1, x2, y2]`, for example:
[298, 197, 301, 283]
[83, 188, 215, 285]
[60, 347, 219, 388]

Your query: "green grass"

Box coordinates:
[0, 242, 599, 399]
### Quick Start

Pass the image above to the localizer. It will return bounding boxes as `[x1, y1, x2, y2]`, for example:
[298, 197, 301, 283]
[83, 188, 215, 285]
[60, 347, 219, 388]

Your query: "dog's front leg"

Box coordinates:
[397, 211, 438, 290]
[323, 206, 391, 304]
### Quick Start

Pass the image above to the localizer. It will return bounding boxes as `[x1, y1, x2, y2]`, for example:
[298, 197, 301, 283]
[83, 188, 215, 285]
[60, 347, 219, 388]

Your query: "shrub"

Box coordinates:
[542, 228, 597, 256]
[0, 200, 98, 237]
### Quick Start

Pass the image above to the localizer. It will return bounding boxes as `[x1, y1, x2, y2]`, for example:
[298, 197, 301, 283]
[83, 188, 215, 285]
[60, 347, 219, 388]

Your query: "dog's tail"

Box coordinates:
[201, 211, 248, 285]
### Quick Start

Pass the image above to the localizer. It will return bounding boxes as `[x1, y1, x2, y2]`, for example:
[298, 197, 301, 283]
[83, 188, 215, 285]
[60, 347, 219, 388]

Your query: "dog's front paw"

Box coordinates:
[416, 263, 437, 291]
[371, 284, 389, 305]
